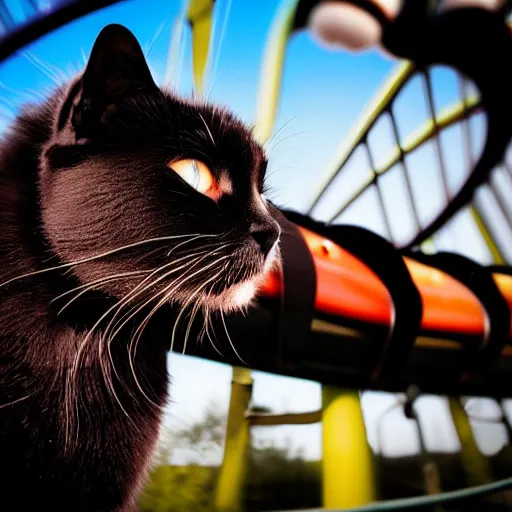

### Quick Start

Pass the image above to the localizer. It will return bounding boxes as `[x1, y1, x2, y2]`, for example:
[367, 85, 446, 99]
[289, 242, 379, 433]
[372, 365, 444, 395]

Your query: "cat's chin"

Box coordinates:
[203, 280, 258, 313]
[200, 249, 281, 313]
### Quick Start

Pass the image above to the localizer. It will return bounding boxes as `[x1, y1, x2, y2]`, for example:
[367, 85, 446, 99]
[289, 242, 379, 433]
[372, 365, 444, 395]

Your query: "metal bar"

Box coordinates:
[458, 75, 506, 264]
[469, 204, 506, 264]
[214, 367, 253, 512]
[322, 386, 376, 509]
[247, 409, 321, 426]
[499, 399, 512, 442]
[488, 178, 512, 234]
[364, 142, 394, 242]
[421, 68, 450, 204]
[387, 107, 422, 233]
[448, 397, 493, 487]
[307, 61, 415, 215]
[0, 0, 124, 63]
[458, 76, 475, 169]
[275, 476, 512, 512]
[253, 0, 299, 144]
[327, 97, 481, 224]
[377, 97, 481, 176]
[187, 0, 215, 96]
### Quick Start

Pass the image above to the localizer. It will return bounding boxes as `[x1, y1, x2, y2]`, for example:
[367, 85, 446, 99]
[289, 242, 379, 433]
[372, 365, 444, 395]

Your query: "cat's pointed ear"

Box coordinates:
[72, 24, 157, 137]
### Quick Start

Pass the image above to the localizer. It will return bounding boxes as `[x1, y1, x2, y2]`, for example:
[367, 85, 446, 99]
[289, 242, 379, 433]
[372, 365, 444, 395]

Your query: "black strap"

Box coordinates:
[406, 251, 510, 382]
[488, 264, 512, 277]
[326, 225, 423, 385]
[281, 209, 423, 385]
[270, 207, 317, 367]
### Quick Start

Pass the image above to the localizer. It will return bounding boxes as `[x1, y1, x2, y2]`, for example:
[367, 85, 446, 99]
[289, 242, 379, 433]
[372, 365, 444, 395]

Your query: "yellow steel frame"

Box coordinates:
[322, 387, 376, 509]
[253, 0, 299, 144]
[183, 0, 503, 509]
[448, 397, 494, 487]
[306, 61, 414, 215]
[187, 0, 215, 95]
[214, 368, 377, 511]
[325, 95, 482, 223]
[214, 367, 253, 512]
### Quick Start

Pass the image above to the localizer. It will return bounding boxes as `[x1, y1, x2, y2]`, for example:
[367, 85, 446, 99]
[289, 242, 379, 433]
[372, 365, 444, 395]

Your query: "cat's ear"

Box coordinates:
[71, 24, 158, 138]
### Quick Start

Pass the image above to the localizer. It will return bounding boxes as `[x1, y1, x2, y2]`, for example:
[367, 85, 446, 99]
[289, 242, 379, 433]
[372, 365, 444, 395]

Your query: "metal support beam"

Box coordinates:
[187, 0, 214, 96]
[214, 367, 253, 512]
[322, 386, 376, 509]
[448, 397, 493, 487]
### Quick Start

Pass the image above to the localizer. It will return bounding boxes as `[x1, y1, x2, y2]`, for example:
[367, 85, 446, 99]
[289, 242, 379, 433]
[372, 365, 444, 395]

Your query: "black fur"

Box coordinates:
[0, 24, 279, 511]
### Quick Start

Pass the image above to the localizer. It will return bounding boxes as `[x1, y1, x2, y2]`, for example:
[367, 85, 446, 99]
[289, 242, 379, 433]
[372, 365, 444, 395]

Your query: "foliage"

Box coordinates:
[138, 400, 512, 511]
[139, 464, 218, 512]
[172, 403, 227, 465]
[137, 403, 320, 511]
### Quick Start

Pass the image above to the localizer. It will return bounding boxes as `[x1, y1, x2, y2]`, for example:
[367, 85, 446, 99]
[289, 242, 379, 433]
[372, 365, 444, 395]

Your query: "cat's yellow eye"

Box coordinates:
[168, 159, 220, 200]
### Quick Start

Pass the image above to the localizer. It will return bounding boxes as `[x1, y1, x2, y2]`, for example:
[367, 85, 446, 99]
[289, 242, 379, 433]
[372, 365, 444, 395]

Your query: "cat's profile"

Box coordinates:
[0, 24, 280, 511]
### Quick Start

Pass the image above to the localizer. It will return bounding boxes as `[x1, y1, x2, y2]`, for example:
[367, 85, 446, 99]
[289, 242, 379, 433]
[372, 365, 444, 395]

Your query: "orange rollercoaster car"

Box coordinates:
[253, 222, 512, 397]
[261, 225, 512, 338]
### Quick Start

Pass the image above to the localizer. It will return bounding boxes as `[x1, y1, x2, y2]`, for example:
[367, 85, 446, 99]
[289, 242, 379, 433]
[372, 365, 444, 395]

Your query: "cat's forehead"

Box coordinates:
[164, 93, 266, 169]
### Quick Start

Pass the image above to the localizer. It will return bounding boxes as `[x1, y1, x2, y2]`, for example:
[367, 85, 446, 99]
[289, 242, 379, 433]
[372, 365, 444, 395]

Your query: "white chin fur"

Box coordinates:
[203, 244, 281, 313]
[201, 279, 257, 313]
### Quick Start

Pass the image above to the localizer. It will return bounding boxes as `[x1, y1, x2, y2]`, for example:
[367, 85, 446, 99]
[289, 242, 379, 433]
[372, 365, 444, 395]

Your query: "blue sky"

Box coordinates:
[1, 0, 511, 463]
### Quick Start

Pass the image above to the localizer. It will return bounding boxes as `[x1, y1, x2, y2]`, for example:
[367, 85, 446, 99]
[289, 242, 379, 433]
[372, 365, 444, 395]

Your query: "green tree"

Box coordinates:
[138, 403, 320, 511]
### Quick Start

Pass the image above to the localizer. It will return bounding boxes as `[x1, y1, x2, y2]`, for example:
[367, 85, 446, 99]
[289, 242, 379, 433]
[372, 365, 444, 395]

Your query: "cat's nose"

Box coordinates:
[250, 221, 280, 257]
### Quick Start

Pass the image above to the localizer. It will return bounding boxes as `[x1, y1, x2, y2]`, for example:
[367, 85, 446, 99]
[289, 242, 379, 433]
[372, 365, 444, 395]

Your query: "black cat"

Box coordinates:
[0, 24, 280, 511]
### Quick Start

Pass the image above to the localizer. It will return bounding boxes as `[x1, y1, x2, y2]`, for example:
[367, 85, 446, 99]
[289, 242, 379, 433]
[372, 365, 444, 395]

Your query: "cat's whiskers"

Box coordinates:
[63, 247, 210, 447]
[95, 237, 226, 386]
[52, 270, 152, 316]
[99, 251, 214, 410]
[65, 270, 165, 447]
[101, 237, 225, 348]
[22, 52, 64, 87]
[103, 249, 215, 351]
[106, 254, 218, 411]
[180, 268, 226, 356]
[128, 262, 224, 406]
[261, 115, 298, 154]
[198, 113, 216, 147]
[0, 233, 214, 289]
[87, 252, 209, 416]
[125, 248, 234, 406]
[168, 252, 234, 354]
[0, 81, 46, 103]
[202, 301, 227, 359]
[119, 243, 234, 406]
[220, 309, 247, 366]
[144, 21, 167, 59]
[166, 233, 216, 257]
[54, 235, 215, 313]
[0, 393, 35, 410]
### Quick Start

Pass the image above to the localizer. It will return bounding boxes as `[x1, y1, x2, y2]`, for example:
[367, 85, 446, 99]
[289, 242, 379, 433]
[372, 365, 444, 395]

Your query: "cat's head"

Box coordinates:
[39, 24, 280, 312]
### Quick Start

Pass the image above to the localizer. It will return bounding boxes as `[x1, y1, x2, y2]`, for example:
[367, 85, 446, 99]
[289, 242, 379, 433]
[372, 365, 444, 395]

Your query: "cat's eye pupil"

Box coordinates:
[190, 160, 200, 189]
[167, 158, 217, 199]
